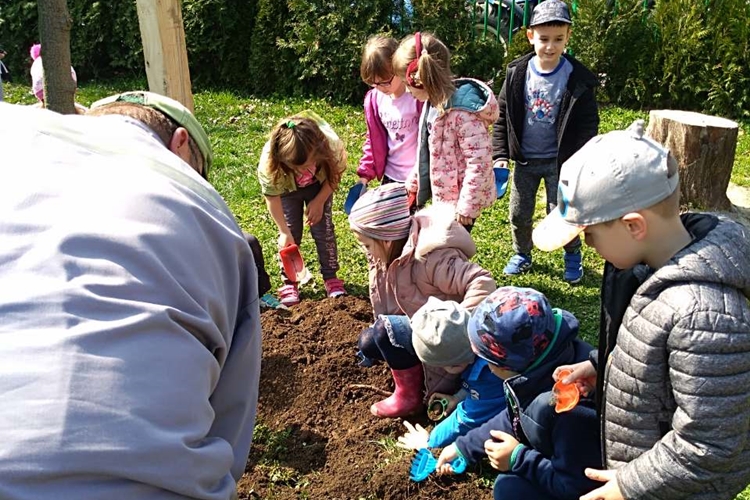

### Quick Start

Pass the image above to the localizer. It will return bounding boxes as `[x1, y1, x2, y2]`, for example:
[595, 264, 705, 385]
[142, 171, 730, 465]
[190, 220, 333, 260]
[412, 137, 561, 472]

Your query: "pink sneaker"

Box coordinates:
[278, 284, 300, 307]
[324, 278, 346, 298]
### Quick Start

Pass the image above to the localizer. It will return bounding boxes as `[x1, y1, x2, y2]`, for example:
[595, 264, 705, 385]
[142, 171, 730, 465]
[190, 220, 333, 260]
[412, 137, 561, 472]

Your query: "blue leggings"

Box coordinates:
[357, 317, 420, 370]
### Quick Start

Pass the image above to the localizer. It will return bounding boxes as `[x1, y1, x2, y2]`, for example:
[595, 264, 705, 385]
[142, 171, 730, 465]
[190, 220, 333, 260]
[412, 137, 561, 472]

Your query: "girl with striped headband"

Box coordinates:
[349, 184, 497, 418]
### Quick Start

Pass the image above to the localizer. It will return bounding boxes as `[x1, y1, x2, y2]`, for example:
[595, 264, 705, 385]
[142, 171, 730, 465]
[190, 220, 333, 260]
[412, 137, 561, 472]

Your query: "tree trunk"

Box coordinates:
[37, 0, 77, 115]
[646, 110, 738, 211]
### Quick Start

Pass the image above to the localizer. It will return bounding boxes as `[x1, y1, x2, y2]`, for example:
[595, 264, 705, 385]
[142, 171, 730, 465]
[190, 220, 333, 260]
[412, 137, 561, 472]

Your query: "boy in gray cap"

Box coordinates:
[494, 0, 599, 283]
[533, 120, 750, 500]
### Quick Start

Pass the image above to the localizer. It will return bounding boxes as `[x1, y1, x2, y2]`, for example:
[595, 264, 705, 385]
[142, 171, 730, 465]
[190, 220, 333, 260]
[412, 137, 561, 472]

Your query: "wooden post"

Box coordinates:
[646, 110, 739, 211]
[135, 0, 194, 112]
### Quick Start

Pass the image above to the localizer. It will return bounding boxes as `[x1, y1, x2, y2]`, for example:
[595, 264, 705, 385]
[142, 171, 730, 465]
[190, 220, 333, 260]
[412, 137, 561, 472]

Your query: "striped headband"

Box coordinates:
[349, 183, 412, 241]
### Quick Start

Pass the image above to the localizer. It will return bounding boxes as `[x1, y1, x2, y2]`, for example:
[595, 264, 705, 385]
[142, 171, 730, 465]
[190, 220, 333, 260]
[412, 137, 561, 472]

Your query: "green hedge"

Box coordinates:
[570, 0, 750, 118]
[1, 0, 747, 116]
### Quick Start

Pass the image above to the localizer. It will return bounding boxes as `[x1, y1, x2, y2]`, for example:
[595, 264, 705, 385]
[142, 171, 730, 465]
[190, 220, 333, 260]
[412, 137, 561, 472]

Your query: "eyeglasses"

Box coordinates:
[369, 75, 395, 88]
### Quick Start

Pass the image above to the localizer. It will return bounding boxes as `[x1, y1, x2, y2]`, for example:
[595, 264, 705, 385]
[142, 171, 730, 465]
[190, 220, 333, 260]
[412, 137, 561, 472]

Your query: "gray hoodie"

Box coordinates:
[0, 103, 261, 500]
[604, 214, 750, 499]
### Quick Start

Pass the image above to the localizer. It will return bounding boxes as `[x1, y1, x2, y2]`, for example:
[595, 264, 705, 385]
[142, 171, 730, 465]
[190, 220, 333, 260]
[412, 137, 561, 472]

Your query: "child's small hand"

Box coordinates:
[428, 392, 458, 416]
[435, 444, 459, 475]
[455, 214, 474, 226]
[305, 199, 324, 226]
[278, 232, 295, 249]
[552, 360, 597, 397]
[358, 177, 368, 185]
[580, 468, 625, 500]
[484, 430, 519, 472]
[396, 421, 429, 451]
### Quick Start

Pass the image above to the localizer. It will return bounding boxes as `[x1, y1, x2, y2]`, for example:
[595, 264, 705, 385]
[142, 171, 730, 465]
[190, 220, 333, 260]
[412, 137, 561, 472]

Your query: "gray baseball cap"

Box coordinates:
[529, 0, 572, 27]
[532, 120, 679, 252]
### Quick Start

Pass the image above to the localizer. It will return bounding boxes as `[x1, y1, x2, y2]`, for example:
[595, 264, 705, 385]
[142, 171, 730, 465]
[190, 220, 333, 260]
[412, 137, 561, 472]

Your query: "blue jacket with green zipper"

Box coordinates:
[454, 309, 601, 500]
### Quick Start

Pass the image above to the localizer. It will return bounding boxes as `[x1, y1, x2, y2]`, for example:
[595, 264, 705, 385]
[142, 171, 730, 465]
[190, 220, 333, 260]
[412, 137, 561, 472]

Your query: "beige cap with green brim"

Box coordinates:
[90, 91, 213, 180]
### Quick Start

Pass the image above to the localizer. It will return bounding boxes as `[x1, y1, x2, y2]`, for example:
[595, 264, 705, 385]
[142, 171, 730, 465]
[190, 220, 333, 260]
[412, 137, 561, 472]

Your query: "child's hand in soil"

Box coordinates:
[397, 421, 429, 450]
[553, 360, 597, 397]
[305, 198, 324, 226]
[428, 392, 459, 416]
[436, 444, 460, 475]
[484, 430, 519, 472]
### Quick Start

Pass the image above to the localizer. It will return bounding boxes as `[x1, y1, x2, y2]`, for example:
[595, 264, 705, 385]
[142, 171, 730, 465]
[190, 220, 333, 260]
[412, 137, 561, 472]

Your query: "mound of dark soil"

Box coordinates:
[238, 296, 493, 499]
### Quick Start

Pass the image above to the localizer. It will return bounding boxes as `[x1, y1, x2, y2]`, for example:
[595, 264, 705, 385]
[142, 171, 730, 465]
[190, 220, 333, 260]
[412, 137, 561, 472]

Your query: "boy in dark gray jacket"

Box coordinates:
[493, 0, 599, 283]
[533, 120, 750, 500]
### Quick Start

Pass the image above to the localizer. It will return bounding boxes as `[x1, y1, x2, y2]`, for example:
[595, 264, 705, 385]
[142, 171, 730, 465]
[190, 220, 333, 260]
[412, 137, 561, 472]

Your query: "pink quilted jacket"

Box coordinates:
[406, 78, 499, 220]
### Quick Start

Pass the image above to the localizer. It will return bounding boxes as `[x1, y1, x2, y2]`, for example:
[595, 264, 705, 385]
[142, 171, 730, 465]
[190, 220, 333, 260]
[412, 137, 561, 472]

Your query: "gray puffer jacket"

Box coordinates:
[604, 214, 750, 500]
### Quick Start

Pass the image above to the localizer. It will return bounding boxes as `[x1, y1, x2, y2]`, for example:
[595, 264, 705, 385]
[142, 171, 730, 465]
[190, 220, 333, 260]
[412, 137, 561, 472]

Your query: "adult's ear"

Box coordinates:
[621, 212, 648, 241]
[168, 127, 199, 174]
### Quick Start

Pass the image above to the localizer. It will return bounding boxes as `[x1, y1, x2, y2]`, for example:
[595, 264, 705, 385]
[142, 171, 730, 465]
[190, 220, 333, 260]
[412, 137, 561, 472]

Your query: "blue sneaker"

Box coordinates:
[260, 293, 290, 310]
[564, 251, 583, 284]
[503, 253, 532, 275]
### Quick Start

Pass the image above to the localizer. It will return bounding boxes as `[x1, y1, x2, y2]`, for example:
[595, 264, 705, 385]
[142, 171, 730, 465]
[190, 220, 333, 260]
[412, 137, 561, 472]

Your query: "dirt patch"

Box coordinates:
[238, 296, 493, 499]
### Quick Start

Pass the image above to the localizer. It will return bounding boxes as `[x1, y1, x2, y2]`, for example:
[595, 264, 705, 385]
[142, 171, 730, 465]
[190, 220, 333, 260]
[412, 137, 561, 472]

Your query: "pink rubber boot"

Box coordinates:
[370, 364, 424, 418]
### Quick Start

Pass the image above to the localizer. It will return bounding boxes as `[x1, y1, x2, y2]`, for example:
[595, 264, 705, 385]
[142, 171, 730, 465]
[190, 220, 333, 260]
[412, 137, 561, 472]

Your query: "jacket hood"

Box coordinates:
[506, 309, 592, 407]
[404, 203, 477, 261]
[445, 78, 498, 126]
[646, 214, 750, 300]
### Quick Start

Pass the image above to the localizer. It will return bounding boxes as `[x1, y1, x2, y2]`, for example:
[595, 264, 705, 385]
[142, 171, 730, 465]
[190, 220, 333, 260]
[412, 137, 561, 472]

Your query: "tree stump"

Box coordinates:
[646, 110, 738, 211]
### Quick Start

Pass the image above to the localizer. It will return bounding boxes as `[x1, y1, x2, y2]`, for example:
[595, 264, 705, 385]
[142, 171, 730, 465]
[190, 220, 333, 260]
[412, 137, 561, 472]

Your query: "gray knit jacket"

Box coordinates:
[604, 214, 750, 500]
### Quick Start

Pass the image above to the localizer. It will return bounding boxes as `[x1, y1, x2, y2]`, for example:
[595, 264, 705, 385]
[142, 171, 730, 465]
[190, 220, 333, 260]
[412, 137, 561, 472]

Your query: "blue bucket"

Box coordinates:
[344, 183, 367, 215]
[494, 166, 510, 199]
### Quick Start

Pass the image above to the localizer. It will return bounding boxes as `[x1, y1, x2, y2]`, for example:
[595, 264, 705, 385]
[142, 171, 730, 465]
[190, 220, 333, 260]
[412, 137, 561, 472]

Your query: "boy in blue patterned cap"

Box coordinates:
[436, 286, 601, 500]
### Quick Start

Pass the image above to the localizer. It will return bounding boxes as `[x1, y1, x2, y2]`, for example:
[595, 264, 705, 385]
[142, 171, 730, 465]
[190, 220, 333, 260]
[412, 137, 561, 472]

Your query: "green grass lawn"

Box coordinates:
[3, 81, 749, 497]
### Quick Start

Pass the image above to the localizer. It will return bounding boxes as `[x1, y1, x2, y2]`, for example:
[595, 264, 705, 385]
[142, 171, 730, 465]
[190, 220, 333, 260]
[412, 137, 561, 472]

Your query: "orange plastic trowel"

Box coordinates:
[279, 244, 311, 284]
[552, 369, 580, 413]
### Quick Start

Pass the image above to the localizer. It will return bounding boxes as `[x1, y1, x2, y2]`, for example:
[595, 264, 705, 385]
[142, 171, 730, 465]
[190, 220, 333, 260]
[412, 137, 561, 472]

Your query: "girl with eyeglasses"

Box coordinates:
[393, 32, 499, 232]
[357, 36, 423, 187]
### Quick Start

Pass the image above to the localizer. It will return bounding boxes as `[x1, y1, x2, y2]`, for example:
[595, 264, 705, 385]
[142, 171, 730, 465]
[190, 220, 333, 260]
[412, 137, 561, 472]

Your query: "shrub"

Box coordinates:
[183, 0, 257, 89]
[3, 0, 747, 117]
[704, 0, 750, 118]
[411, 0, 506, 87]
[274, 0, 399, 102]
[0, 1, 41, 81]
[68, 0, 142, 80]
[571, 0, 750, 119]
[248, 0, 297, 96]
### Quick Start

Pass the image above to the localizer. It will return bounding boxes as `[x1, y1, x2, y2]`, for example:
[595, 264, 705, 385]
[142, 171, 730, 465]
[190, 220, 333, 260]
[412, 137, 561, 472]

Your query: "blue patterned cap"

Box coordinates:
[530, 0, 572, 26]
[468, 287, 556, 372]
